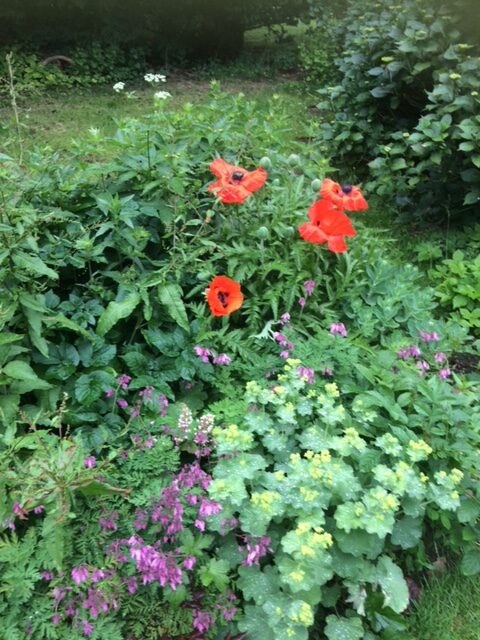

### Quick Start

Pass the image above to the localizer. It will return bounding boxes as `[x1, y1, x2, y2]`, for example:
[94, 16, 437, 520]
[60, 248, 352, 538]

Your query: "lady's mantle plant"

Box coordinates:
[207, 358, 477, 640]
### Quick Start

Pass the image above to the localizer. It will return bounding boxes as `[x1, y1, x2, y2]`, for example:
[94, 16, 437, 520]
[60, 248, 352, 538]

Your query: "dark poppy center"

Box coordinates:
[218, 291, 229, 308]
[342, 184, 353, 194]
[231, 171, 244, 183]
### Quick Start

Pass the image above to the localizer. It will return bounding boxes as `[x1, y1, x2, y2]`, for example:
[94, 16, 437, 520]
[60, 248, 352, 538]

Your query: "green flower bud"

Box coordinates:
[259, 156, 272, 170]
[311, 178, 322, 191]
[256, 226, 269, 240]
[288, 153, 301, 167]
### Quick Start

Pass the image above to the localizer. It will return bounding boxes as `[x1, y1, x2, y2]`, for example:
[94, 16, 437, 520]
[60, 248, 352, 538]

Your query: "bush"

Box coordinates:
[0, 0, 308, 58]
[314, 0, 480, 221]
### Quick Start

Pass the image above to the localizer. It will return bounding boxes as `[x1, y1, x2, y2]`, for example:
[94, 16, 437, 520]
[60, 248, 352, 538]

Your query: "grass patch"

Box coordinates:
[0, 78, 312, 154]
[408, 569, 480, 640]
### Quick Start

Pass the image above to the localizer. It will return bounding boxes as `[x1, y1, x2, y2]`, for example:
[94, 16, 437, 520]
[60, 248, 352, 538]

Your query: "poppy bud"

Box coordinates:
[311, 179, 322, 191]
[256, 226, 269, 240]
[259, 156, 272, 170]
[282, 226, 295, 238]
[273, 178, 280, 186]
[288, 154, 300, 167]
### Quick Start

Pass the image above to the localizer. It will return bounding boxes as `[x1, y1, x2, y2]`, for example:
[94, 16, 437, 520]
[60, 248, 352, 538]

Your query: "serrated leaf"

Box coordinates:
[12, 252, 58, 279]
[158, 283, 190, 333]
[96, 290, 140, 337]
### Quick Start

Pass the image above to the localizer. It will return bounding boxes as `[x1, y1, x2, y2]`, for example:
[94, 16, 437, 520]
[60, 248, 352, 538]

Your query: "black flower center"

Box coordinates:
[218, 291, 229, 308]
[231, 171, 244, 182]
[342, 184, 353, 194]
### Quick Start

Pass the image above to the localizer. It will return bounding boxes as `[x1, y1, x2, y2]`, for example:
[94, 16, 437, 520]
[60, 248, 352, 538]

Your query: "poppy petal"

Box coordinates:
[242, 168, 267, 193]
[206, 276, 244, 316]
[327, 236, 348, 253]
[209, 158, 234, 179]
[298, 222, 328, 244]
[308, 200, 356, 237]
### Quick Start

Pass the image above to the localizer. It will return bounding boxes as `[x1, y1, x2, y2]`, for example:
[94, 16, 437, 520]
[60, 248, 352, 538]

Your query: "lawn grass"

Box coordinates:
[408, 568, 480, 640]
[0, 77, 312, 155]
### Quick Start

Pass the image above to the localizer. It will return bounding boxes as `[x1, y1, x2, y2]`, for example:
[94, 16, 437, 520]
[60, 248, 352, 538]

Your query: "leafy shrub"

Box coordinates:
[314, 0, 480, 221]
[0, 0, 308, 58]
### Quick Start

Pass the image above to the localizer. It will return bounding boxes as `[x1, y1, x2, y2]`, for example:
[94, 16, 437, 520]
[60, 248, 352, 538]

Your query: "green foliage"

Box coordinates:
[314, 0, 480, 221]
[431, 248, 480, 335]
[0, 84, 329, 440]
[207, 331, 480, 638]
[0, 44, 147, 94]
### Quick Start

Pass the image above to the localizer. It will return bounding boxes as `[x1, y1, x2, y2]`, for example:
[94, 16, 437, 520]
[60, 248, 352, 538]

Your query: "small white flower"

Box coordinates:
[154, 91, 172, 101]
[145, 72, 167, 84]
[89, 127, 100, 138]
[113, 81, 125, 92]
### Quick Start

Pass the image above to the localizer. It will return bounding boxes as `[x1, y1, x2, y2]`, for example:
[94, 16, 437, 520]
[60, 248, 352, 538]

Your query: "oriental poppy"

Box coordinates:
[298, 199, 356, 254]
[206, 275, 244, 317]
[320, 178, 368, 211]
[208, 158, 267, 204]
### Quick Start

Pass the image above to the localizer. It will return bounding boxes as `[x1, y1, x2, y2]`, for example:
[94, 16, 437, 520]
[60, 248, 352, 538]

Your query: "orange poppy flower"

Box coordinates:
[208, 158, 267, 204]
[298, 199, 357, 254]
[206, 275, 244, 317]
[320, 178, 368, 211]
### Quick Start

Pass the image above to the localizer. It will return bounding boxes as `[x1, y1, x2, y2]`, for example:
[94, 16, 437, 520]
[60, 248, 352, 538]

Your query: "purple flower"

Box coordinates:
[213, 353, 232, 366]
[416, 360, 430, 376]
[92, 569, 106, 583]
[83, 456, 96, 469]
[71, 565, 89, 585]
[12, 501, 26, 517]
[298, 297, 306, 308]
[438, 367, 451, 380]
[304, 280, 315, 296]
[183, 555, 196, 570]
[52, 614, 61, 625]
[104, 388, 115, 398]
[242, 535, 272, 566]
[435, 352, 447, 364]
[139, 385, 154, 400]
[116, 374, 132, 390]
[82, 620, 94, 637]
[192, 610, 214, 634]
[194, 345, 211, 363]
[279, 351, 289, 359]
[274, 332, 288, 347]
[408, 345, 422, 357]
[33, 505, 45, 514]
[297, 366, 315, 384]
[330, 322, 347, 337]
[419, 330, 440, 343]
[323, 367, 334, 377]
[116, 399, 128, 409]
[41, 571, 54, 581]
[125, 576, 137, 594]
[194, 519, 205, 532]
[279, 312, 290, 325]
[223, 606, 238, 621]
[198, 498, 222, 518]
[158, 394, 168, 417]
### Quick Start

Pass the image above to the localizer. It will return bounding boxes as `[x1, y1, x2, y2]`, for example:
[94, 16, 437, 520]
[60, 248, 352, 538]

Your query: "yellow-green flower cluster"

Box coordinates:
[407, 438, 433, 462]
[334, 427, 366, 456]
[375, 433, 402, 456]
[251, 490, 281, 513]
[212, 424, 253, 452]
[289, 601, 314, 627]
[283, 522, 333, 560]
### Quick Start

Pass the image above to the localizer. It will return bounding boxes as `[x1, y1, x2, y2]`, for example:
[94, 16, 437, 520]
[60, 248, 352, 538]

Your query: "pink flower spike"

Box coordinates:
[304, 280, 315, 296]
[435, 352, 447, 363]
[438, 367, 451, 380]
[330, 322, 347, 337]
[279, 312, 290, 325]
[71, 565, 89, 585]
[83, 456, 96, 469]
[298, 297, 306, 308]
[279, 351, 289, 359]
[104, 388, 114, 398]
[213, 353, 232, 365]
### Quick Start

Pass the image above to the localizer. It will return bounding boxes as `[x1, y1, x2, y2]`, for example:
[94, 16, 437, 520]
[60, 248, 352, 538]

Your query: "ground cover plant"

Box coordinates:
[1, 32, 480, 640]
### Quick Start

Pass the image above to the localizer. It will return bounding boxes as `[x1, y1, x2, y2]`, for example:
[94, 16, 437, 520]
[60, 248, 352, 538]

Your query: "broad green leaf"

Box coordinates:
[158, 283, 190, 333]
[3, 360, 40, 381]
[96, 290, 140, 337]
[461, 549, 480, 575]
[12, 252, 58, 279]
[376, 556, 409, 613]
[391, 516, 422, 549]
[325, 615, 364, 640]
[44, 313, 91, 339]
